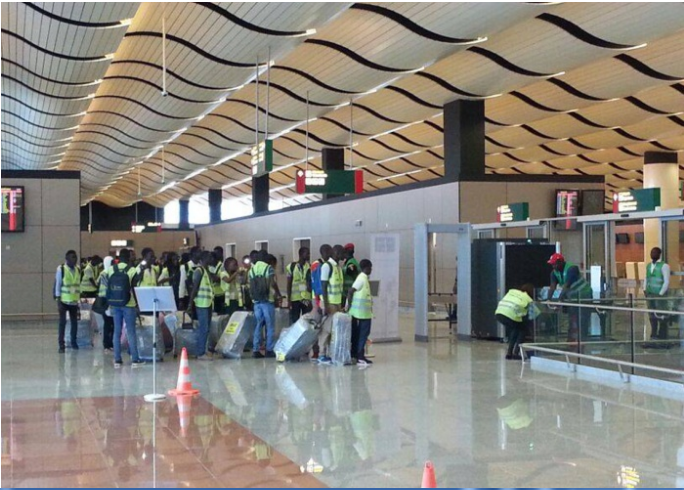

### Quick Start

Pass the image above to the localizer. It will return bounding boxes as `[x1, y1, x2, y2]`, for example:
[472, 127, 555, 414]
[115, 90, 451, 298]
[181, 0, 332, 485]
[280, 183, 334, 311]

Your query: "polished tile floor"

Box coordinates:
[3, 315, 684, 488]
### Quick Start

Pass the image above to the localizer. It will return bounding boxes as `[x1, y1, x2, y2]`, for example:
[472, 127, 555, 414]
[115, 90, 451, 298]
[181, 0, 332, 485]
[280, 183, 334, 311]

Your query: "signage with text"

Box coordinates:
[612, 188, 661, 213]
[251, 139, 273, 177]
[497, 202, 529, 222]
[295, 169, 363, 195]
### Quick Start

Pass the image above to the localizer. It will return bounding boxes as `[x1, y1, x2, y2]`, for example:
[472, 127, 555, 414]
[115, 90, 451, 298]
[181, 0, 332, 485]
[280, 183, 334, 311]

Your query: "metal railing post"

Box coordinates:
[629, 293, 635, 375]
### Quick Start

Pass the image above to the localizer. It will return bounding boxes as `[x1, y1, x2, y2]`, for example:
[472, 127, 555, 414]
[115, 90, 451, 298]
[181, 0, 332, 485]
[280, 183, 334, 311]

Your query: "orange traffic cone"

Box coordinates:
[168, 347, 200, 396]
[421, 461, 437, 488]
[176, 395, 193, 438]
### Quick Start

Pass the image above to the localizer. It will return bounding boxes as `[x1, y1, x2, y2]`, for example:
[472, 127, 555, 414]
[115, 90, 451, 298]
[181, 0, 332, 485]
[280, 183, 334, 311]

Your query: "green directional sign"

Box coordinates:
[251, 139, 273, 177]
[295, 169, 363, 195]
[612, 188, 661, 213]
[497, 202, 529, 222]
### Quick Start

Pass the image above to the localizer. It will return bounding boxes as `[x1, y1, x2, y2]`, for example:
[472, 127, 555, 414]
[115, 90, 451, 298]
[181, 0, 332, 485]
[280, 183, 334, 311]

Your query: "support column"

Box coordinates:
[179, 199, 189, 230]
[252, 174, 269, 214]
[322, 147, 345, 200]
[443, 99, 485, 181]
[643, 151, 680, 283]
[208, 189, 222, 223]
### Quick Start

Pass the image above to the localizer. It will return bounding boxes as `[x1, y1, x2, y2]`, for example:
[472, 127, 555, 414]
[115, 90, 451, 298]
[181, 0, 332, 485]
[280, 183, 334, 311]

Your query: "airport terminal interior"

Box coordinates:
[2, 2, 684, 488]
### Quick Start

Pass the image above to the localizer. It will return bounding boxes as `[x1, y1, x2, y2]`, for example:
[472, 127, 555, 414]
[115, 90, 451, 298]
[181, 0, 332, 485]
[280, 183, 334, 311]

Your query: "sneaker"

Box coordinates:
[358, 357, 373, 365]
[252, 351, 265, 359]
[131, 359, 145, 367]
[104, 347, 113, 353]
[265, 351, 276, 358]
[318, 356, 332, 365]
[59, 347, 66, 354]
[114, 360, 123, 368]
[197, 354, 213, 361]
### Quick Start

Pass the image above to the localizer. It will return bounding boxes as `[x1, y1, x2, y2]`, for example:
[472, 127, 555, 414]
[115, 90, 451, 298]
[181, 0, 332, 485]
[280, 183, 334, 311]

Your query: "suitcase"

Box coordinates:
[208, 314, 232, 352]
[70, 318, 94, 348]
[135, 324, 164, 362]
[274, 308, 290, 342]
[329, 312, 353, 366]
[216, 312, 255, 359]
[174, 328, 201, 358]
[274, 314, 319, 362]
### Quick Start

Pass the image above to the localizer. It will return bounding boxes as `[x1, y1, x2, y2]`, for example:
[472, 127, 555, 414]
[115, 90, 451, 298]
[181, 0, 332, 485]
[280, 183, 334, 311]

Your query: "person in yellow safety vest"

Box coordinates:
[220, 257, 243, 317]
[249, 250, 278, 358]
[645, 246, 671, 340]
[495, 283, 534, 360]
[345, 259, 374, 366]
[80, 255, 102, 299]
[189, 250, 216, 361]
[315, 244, 346, 364]
[179, 246, 202, 311]
[136, 248, 159, 287]
[266, 254, 283, 306]
[101, 248, 144, 367]
[210, 247, 226, 314]
[286, 247, 312, 325]
[54, 249, 81, 353]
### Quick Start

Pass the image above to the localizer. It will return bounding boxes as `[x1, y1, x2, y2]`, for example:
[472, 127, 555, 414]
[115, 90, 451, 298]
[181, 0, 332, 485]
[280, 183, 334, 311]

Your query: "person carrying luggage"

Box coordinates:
[345, 259, 374, 366]
[496, 284, 534, 360]
[317, 244, 345, 364]
[54, 250, 81, 353]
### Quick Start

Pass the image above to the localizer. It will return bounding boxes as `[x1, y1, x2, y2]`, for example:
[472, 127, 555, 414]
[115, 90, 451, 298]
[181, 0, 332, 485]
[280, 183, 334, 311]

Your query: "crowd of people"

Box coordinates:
[53, 242, 374, 367]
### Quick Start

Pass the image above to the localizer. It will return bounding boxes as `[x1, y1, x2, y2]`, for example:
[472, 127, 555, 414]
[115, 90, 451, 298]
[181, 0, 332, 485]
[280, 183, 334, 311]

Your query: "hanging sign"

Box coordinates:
[251, 140, 273, 177]
[612, 188, 660, 213]
[497, 202, 529, 222]
[295, 169, 363, 195]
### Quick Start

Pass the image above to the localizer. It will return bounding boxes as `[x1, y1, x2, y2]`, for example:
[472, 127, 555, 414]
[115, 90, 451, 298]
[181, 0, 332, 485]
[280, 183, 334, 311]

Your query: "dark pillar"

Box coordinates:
[208, 189, 222, 223]
[252, 174, 269, 214]
[443, 99, 485, 181]
[179, 199, 189, 229]
[322, 147, 345, 200]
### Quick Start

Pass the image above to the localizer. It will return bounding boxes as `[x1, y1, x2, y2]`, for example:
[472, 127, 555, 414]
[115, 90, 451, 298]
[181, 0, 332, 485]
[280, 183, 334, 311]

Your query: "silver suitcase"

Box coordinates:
[209, 314, 232, 352]
[275, 314, 319, 362]
[330, 312, 353, 366]
[216, 311, 255, 359]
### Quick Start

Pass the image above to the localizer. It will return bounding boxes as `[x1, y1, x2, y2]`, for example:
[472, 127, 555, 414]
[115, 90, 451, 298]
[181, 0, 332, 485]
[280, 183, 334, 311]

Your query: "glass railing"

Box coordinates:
[524, 291, 684, 383]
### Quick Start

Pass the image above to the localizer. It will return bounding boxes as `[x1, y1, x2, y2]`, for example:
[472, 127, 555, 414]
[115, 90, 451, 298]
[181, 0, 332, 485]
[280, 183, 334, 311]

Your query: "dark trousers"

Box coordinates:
[351, 317, 372, 359]
[647, 296, 669, 339]
[103, 314, 115, 349]
[214, 295, 226, 314]
[289, 300, 312, 325]
[496, 313, 526, 356]
[58, 302, 79, 348]
[80, 291, 97, 299]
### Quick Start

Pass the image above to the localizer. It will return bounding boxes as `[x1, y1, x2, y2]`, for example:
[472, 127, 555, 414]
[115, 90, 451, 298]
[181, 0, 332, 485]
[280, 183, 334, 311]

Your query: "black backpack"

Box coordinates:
[249, 266, 271, 303]
[106, 264, 132, 307]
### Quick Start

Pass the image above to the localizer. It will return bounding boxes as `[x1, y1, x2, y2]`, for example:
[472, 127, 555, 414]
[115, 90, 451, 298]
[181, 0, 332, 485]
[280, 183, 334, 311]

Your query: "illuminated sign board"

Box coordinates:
[612, 188, 660, 213]
[497, 202, 529, 222]
[251, 139, 273, 177]
[295, 169, 363, 195]
[110, 240, 133, 247]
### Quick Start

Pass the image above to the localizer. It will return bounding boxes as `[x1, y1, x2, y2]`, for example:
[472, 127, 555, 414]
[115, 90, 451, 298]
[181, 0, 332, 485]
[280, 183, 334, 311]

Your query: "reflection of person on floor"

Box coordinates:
[102, 397, 142, 483]
[645, 246, 671, 340]
[349, 370, 376, 463]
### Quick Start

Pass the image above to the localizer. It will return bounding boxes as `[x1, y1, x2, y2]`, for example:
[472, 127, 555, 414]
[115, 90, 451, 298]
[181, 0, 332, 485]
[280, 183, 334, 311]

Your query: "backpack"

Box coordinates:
[310, 259, 324, 297]
[249, 265, 271, 303]
[106, 264, 132, 307]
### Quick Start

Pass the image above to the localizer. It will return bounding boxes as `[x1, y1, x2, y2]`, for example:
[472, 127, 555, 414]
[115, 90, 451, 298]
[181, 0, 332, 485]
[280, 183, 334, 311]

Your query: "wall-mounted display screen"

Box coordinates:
[1, 186, 25, 232]
[581, 189, 606, 216]
[554, 190, 579, 230]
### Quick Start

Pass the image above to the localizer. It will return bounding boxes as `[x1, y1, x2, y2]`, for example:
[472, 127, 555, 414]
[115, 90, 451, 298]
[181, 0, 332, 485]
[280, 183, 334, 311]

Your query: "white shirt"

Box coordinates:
[351, 272, 368, 292]
[320, 258, 337, 282]
[648, 261, 670, 296]
[179, 260, 196, 298]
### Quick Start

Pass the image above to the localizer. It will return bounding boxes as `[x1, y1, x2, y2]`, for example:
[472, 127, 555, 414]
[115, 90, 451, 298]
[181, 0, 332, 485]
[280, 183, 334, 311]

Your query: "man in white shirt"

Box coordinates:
[645, 247, 671, 340]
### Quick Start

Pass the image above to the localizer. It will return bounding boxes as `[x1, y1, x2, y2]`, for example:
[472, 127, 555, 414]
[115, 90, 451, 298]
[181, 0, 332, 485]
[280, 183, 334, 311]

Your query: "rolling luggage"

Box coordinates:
[174, 328, 201, 358]
[208, 314, 232, 352]
[135, 323, 164, 362]
[274, 314, 320, 362]
[216, 312, 255, 359]
[329, 312, 353, 366]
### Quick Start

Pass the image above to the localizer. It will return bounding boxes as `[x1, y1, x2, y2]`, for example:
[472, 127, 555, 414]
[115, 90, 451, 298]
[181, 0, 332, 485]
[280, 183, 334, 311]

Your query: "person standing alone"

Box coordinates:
[645, 246, 671, 340]
[346, 259, 374, 366]
[55, 250, 81, 353]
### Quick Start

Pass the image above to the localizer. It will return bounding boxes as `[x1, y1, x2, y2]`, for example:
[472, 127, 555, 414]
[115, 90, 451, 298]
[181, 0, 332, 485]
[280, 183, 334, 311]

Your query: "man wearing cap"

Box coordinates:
[547, 253, 592, 341]
[342, 243, 360, 309]
[548, 253, 573, 298]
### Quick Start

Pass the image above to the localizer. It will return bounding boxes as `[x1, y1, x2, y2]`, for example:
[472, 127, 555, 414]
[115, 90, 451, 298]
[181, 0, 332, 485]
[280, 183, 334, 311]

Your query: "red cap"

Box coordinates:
[344, 243, 355, 250]
[547, 253, 565, 265]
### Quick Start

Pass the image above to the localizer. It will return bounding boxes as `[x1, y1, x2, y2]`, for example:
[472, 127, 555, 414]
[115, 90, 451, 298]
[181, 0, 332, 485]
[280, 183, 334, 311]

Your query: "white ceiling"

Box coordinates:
[2, 2, 683, 209]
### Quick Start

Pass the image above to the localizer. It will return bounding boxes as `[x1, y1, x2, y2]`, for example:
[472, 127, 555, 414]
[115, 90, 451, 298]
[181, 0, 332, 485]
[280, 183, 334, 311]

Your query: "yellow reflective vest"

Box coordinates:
[495, 289, 533, 323]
